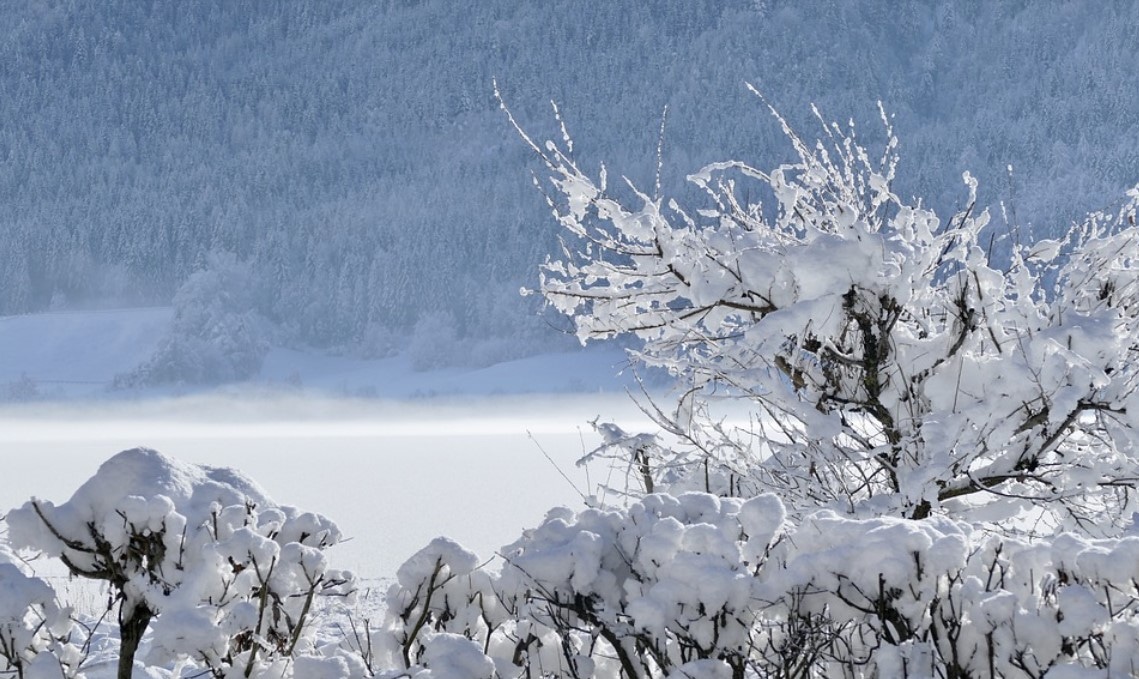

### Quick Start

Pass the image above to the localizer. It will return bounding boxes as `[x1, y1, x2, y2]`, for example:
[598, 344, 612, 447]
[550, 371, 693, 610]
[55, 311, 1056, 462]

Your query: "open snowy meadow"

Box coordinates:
[0, 393, 653, 583]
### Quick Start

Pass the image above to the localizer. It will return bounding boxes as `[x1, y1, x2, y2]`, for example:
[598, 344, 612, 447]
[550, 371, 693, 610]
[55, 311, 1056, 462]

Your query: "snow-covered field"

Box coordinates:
[0, 393, 654, 582]
[0, 308, 172, 395]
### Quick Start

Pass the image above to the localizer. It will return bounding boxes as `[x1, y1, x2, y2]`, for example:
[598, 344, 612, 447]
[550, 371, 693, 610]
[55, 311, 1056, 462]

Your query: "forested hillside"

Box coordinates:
[1, 0, 1135, 363]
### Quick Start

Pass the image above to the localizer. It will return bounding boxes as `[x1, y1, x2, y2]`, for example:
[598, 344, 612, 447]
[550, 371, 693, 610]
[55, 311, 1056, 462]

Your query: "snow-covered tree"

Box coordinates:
[408, 311, 460, 372]
[512, 92, 1139, 536]
[6, 449, 354, 679]
[118, 251, 269, 387]
[366, 94, 1139, 678]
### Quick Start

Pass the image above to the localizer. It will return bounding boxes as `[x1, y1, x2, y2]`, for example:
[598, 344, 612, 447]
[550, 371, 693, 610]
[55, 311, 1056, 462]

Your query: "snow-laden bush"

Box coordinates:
[6, 448, 354, 679]
[375, 493, 781, 678]
[382, 492, 1139, 678]
[0, 544, 86, 678]
[119, 251, 269, 386]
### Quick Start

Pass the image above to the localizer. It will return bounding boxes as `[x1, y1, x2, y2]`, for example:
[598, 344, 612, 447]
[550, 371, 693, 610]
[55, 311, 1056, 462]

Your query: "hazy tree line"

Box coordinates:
[0, 0, 1135, 361]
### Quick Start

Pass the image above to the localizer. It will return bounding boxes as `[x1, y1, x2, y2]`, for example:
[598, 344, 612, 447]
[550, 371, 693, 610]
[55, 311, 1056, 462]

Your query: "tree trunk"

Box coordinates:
[118, 599, 155, 679]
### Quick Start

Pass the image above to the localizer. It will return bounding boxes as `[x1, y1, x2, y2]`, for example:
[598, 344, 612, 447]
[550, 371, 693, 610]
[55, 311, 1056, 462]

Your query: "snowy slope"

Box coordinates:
[259, 344, 640, 398]
[0, 308, 172, 393]
[0, 308, 640, 399]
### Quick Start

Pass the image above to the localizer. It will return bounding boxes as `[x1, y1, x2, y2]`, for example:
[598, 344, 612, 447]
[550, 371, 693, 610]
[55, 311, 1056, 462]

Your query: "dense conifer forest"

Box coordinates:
[1, 1, 1135, 362]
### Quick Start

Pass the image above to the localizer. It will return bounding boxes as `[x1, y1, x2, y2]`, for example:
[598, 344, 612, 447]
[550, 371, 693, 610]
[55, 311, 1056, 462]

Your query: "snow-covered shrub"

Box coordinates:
[370, 537, 504, 675]
[384, 495, 1139, 678]
[381, 493, 784, 679]
[768, 516, 1139, 678]
[6, 448, 354, 679]
[118, 251, 269, 386]
[0, 545, 86, 678]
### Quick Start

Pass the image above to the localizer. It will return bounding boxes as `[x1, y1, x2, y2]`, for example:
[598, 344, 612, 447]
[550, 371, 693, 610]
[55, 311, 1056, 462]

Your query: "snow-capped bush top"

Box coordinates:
[383, 489, 1139, 679]
[8, 448, 277, 556]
